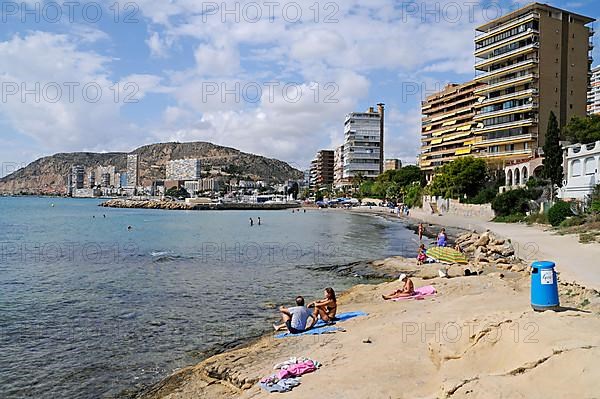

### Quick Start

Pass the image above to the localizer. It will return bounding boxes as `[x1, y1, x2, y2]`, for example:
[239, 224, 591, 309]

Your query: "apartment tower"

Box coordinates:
[473, 3, 594, 168]
[420, 80, 485, 181]
[588, 65, 600, 115]
[310, 150, 335, 188]
[343, 104, 385, 180]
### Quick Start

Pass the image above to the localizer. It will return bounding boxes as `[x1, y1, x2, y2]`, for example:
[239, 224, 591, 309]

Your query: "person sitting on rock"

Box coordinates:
[273, 296, 317, 334]
[308, 287, 337, 323]
[382, 274, 415, 300]
[437, 228, 447, 247]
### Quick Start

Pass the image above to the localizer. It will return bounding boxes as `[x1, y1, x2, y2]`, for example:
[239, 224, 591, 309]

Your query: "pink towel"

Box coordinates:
[392, 285, 437, 301]
[277, 360, 317, 379]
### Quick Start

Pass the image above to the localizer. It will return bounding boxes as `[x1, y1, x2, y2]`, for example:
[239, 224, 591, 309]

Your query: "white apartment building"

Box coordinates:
[166, 159, 202, 181]
[589, 65, 600, 115]
[342, 104, 384, 180]
[559, 140, 600, 200]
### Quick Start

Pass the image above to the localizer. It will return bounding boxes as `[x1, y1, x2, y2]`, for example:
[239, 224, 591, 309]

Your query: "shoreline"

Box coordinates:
[132, 209, 600, 399]
[100, 199, 301, 211]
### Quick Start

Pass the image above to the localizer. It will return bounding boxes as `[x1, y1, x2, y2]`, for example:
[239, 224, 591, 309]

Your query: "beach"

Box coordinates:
[138, 208, 600, 399]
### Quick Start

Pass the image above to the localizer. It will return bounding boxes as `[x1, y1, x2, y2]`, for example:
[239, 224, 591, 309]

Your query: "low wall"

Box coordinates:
[421, 196, 495, 220]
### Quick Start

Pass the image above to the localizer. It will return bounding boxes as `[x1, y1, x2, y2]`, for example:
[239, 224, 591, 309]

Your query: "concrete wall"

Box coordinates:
[422, 196, 496, 220]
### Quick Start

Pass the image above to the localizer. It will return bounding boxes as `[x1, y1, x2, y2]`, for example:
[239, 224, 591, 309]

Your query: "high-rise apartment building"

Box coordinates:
[588, 65, 600, 115]
[69, 165, 84, 193]
[343, 104, 385, 180]
[126, 154, 139, 188]
[334, 145, 347, 188]
[166, 159, 202, 181]
[474, 3, 594, 168]
[310, 150, 335, 187]
[420, 80, 484, 181]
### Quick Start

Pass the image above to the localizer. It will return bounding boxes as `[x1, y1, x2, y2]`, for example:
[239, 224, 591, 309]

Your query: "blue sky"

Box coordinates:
[0, 0, 598, 176]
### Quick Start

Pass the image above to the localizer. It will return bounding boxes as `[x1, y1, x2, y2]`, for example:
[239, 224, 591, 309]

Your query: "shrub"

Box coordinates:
[548, 201, 574, 226]
[592, 201, 600, 214]
[559, 215, 586, 228]
[464, 186, 498, 204]
[526, 212, 549, 225]
[492, 189, 531, 216]
[493, 214, 527, 223]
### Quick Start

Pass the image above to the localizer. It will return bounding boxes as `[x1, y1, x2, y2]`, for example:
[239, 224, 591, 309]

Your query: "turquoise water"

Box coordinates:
[0, 197, 419, 398]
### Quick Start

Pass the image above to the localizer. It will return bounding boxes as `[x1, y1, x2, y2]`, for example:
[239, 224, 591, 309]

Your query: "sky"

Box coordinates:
[0, 0, 598, 176]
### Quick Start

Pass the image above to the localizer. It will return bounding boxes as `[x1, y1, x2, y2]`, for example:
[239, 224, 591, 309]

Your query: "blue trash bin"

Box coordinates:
[531, 261, 560, 311]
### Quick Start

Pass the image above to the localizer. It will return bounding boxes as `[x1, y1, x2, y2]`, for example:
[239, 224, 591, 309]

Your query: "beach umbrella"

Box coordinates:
[426, 247, 468, 264]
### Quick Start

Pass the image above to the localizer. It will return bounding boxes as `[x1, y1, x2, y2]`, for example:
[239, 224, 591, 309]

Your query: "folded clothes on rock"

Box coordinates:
[259, 358, 321, 393]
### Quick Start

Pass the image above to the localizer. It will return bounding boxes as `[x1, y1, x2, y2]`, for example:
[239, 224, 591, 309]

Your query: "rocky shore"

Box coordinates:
[131, 215, 600, 398]
[100, 199, 301, 211]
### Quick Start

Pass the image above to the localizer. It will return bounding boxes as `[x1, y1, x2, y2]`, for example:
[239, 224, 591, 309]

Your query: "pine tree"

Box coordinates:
[542, 111, 564, 198]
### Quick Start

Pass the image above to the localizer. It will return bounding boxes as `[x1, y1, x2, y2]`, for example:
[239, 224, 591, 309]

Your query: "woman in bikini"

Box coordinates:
[382, 274, 415, 300]
[308, 287, 337, 323]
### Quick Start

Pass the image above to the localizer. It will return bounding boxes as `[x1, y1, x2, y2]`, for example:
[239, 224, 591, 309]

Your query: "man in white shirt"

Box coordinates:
[275, 296, 317, 334]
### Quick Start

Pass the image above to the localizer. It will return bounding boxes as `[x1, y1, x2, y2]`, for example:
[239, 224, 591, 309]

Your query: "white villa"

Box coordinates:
[559, 140, 600, 200]
[500, 157, 544, 193]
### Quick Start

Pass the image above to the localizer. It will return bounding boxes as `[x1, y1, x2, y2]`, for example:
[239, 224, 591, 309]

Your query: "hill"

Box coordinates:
[0, 142, 302, 195]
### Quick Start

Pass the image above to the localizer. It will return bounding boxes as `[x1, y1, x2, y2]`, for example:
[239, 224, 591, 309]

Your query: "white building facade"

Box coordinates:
[559, 141, 600, 200]
[342, 106, 384, 180]
[588, 65, 600, 116]
[166, 159, 202, 181]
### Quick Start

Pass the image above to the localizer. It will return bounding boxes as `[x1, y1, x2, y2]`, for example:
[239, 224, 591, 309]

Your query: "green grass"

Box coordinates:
[580, 299, 590, 308]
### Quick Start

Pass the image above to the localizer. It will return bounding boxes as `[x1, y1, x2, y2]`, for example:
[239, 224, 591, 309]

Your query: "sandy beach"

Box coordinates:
[138, 210, 600, 399]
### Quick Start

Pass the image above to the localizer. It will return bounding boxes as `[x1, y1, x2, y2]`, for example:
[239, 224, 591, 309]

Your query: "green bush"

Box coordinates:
[548, 201, 574, 226]
[493, 214, 527, 223]
[464, 186, 498, 204]
[559, 215, 586, 228]
[526, 212, 549, 225]
[492, 189, 530, 216]
[592, 201, 600, 214]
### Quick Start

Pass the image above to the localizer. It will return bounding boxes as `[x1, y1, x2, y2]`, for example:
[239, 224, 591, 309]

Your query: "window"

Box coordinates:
[572, 160, 582, 177]
[570, 104, 573, 109]
[585, 157, 595, 175]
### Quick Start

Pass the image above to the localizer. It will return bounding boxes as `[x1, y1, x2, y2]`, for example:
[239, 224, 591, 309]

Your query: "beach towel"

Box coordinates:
[392, 285, 437, 301]
[275, 311, 368, 338]
[277, 360, 317, 379]
[259, 376, 301, 393]
[313, 311, 368, 328]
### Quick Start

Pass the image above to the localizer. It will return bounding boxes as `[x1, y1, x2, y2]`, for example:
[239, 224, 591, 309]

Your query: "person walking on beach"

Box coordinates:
[258, 217, 261, 226]
[417, 244, 427, 265]
[308, 288, 337, 323]
[274, 296, 317, 334]
[437, 228, 447, 247]
[250, 218, 254, 227]
[382, 274, 415, 300]
[418, 223, 424, 241]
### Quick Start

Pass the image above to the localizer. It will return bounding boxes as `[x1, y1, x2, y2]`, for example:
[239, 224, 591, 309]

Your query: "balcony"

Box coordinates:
[475, 12, 539, 41]
[475, 43, 539, 70]
[474, 103, 537, 120]
[478, 89, 538, 107]
[474, 73, 538, 94]
[480, 149, 533, 158]
[474, 58, 538, 82]
[475, 29, 538, 58]
[473, 133, 536, 147]
[473, 118, 537, 133]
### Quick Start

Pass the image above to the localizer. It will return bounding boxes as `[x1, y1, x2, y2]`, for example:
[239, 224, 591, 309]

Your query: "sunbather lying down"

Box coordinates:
[382, 274, 415, 300]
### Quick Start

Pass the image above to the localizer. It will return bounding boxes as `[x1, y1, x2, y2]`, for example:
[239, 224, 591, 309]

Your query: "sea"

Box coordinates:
[0, 197, 421, 398]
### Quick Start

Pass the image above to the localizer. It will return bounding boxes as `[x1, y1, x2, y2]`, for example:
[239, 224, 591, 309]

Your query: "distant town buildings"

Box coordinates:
[184, 178, 221, 195]
[342, 104, 385, 181]
[166, 159, 202, 181]
[420, 81, 484, 182]
[384, 159, 402, 172]
[310, 150, 334, 187]
[589, 65, 600, 115]
[67, 165, 85, 195]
